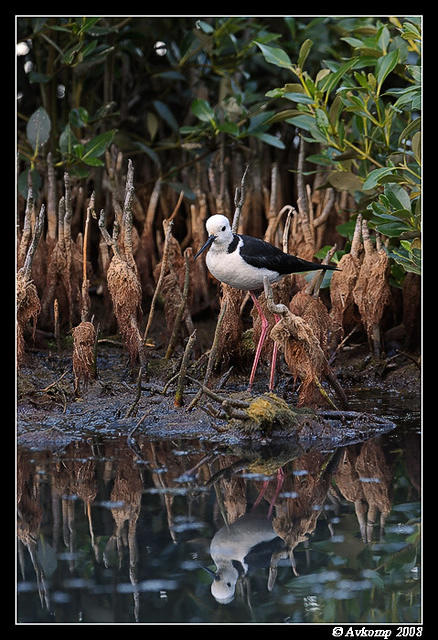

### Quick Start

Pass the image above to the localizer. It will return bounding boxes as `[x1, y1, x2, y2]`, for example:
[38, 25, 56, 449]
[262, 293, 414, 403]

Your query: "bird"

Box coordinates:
[194, 214, 339, 391]
[203, 509, 280, 604]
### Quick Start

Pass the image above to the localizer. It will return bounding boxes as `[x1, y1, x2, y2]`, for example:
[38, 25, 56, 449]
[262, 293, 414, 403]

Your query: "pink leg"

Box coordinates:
[268, 314, 281, 391]
[252, 479, 269, 511]
[267, 468, 285, 519]
[248, 292, 269, 391]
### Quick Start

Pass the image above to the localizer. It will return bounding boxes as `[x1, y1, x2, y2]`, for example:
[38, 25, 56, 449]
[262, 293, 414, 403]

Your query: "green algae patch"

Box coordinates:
[229, 393, 317, 437]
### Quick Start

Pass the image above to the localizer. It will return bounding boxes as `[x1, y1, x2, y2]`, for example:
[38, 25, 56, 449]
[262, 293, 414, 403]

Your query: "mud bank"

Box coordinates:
[17, 337, 420, 452]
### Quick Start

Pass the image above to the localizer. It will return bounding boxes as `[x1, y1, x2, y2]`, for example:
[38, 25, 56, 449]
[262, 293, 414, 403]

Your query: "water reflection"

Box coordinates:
[17, 426, 421, 624]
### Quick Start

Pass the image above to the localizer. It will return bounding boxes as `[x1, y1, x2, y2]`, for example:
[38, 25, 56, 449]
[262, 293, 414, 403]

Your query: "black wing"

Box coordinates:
[239, 235, 337, 274]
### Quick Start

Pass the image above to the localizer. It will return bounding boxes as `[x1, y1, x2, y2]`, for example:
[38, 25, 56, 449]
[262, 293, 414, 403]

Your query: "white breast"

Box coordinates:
[206, 239, 280, 291]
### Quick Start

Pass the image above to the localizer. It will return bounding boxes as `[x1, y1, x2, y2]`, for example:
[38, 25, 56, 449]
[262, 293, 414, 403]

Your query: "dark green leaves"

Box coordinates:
[297, 39, 313, 70]
[26, 107, 51, 151]
[376, 49, 399, 94]
[79, 130, 117, 166]
[254, 42, 293, 69]
[191, 98, 216, 124]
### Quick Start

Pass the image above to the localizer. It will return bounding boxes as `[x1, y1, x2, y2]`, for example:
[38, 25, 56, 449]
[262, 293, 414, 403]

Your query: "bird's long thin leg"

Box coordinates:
[269, 314, 280, 391]
[248, 292, 268, 391]
[252, 479, 269, 511]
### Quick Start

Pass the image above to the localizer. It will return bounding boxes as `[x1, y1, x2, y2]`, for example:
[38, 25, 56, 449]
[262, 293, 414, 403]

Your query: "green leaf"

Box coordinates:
[252, 132, 285, 149]
[328, 171, 363, 193]
[254, 42, 293, 69]
[319, 58, 358, 94]
[362, 167, 396, 191]
[59, 123, 78, 155]
[285, 114, 315, 132]
[315, 108, 330, 133]
[297, 39, 313, 70]
[306, 154, 334, 166]
[412, 131, 421, 163]
[196, 19, 214, 34]
[81, 129, 117, 161]
[191, 98, 215, 123]
[81, 155, 104, 167]
[398, 117, 421, 146]
[26, 107, 51, 151]
[133, 142, 161, 167]
[146, 112, 159, 142]
[217, 120, 240, 136]
[376, 49, 399, 93]
[69, 107, 89, 128]
[18, 169, 42, 198]
[153, 100, 179, 132]
[384, 184, 411, 211]
[283, 92, 314, 104]
[264, 109, 302, 125]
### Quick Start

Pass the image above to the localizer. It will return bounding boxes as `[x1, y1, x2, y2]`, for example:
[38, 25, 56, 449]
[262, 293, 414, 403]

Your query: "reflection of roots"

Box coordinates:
[17, 270, 41, 367]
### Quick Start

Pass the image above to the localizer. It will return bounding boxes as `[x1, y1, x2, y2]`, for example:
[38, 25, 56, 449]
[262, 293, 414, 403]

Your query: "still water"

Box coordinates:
[17, 390, 421, 624]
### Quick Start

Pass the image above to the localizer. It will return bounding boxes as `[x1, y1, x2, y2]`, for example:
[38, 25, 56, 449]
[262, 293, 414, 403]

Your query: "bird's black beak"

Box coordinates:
[194, 235, 216, 260]
[202, 566, 218, 579]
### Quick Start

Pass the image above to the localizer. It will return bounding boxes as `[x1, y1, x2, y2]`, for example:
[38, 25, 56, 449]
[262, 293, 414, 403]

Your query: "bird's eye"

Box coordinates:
[221, 226, 226, 231]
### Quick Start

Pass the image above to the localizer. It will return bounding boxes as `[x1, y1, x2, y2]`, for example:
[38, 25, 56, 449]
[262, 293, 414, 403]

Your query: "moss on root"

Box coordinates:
[229, 393, 316, 437]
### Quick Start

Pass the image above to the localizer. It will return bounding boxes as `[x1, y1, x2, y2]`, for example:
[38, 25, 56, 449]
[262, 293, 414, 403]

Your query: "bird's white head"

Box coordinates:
[206, 214, 233, 244]
[194, 214, 233, 260]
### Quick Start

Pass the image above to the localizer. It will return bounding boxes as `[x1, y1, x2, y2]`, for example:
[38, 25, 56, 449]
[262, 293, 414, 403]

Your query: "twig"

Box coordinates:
[351, 213, 363, 258]
[23, 204, 45, 282]
[313, 375, 339, 411]
[143, 219, 174, 344]
[57, 196, 65, 244]
[215, 366, 233, 390]
[313, 187, 335, 228]
[168, 190, 184, 222]
[305, 244, 337, 297]
[124, 366, 144, 418]
[81, 193, 94, 322]
[174, 329, 197, 407]
[127, 406, 154, 439]
[46, 152, 57, 241]
[231, 164, 249, 232]
[40, 370, 68, 393]
[186, 300, 228, 410]
[18, 175, 34, 267]
[122, 158, 136, 269]
[54, 299, 60, 352]
[165, 247, 192, 359]
[98, 208, 121, 258]
[263, 276, 289, 316]
[329, 324, 360, 365]
[186, 375, 249, 410]
[162, 372, 180, 395]
[282, 208, 293, 253]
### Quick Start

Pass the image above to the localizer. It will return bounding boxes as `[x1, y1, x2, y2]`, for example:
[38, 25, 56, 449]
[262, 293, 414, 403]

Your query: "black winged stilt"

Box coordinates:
[194, 214, 338, 391]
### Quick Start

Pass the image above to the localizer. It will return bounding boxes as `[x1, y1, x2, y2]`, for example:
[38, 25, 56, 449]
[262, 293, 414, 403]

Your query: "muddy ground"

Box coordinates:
[16, 318, 421, 452]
